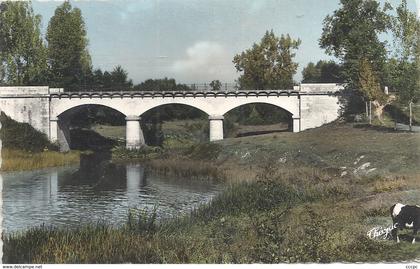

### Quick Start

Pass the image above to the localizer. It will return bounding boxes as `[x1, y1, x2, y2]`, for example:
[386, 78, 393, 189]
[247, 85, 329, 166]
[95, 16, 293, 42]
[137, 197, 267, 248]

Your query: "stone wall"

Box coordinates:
[0, 87, 51, 137]
[300, 94, 342, 131]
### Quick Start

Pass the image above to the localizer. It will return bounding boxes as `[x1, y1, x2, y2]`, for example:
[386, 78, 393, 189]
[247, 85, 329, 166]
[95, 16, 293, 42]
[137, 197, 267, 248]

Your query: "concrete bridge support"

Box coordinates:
[50, 117, 58, 142]
[209, 115, 224, 141]
[292, 118, 301, 133]
[50, 117, 71, 151]
[126, 116, 145, 149]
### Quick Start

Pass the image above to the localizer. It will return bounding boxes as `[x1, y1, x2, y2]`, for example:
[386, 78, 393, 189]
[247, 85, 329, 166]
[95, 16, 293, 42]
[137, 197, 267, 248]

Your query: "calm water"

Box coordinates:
[2, 158, 222, 234]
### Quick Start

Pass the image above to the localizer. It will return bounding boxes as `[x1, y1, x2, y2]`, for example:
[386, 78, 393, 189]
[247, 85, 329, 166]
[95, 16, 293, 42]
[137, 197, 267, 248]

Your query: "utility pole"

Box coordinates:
[409, 101, 412, 131]
[365, 101, 369, 122]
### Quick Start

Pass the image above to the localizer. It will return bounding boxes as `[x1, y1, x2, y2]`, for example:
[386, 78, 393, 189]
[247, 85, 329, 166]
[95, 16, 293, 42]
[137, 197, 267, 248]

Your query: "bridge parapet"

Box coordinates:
[298, 83, 345, 94]
[49, 88, 65, 94]
[49, 89, 302, 99]
[0, 86, 49, 97]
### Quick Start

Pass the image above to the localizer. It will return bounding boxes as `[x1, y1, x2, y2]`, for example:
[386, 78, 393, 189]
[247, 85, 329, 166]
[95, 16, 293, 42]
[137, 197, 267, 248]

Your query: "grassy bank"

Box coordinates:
[0, 112, 81, 171]
[3, 121, 420, 263]
[4, 165, 420, 263]
[1, 149, 80, 172]
[112, 122, 420, 182]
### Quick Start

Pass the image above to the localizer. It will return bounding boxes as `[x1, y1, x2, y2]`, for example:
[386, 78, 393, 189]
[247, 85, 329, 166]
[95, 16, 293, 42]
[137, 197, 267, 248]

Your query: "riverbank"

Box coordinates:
[4, 122, 420, 263]
[4, 165, 420, 263]
[0, 112, 82, 171]
[113, 121, 420, 182]
[1, 148, 80, 172]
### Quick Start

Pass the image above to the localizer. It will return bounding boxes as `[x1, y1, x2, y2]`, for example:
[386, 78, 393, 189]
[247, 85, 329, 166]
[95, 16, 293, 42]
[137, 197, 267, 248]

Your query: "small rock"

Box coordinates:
[353, 162, 371, 175]
[366, 168, 377, 174]
[278, 157, 287, 163]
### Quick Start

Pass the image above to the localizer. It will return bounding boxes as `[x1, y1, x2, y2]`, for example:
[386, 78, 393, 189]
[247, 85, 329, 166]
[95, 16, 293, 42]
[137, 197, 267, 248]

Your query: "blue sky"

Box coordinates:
[32, 0, 419, 84]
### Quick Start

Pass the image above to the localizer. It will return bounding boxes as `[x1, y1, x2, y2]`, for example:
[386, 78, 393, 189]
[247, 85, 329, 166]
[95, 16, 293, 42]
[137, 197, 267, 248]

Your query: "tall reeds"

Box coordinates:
[1, 149, 80, 171]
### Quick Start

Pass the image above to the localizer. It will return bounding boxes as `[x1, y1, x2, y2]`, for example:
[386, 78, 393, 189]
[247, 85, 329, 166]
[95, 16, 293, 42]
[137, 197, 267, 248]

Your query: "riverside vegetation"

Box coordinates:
[4, 118, 420, 263]
[0, 112, 80, 171]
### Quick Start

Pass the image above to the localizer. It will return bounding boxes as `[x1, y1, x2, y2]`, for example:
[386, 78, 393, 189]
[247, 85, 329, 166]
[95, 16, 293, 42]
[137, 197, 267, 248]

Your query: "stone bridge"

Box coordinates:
[0, 84, 344, 151]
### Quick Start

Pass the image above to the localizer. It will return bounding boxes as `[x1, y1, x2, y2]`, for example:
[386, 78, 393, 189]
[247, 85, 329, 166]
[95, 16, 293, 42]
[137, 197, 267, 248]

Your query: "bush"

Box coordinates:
[185, 142, 223, 160]
[112, 145, 163, 161]
[0, 112, 58, 152]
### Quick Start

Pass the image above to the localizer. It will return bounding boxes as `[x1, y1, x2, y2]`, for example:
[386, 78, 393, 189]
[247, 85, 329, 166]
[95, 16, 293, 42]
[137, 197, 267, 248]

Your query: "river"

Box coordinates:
[2, 156, 222, 234]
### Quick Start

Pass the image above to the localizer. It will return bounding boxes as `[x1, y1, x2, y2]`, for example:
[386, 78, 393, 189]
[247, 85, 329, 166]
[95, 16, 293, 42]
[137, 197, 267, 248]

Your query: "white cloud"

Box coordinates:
[171, 41, 237, 83]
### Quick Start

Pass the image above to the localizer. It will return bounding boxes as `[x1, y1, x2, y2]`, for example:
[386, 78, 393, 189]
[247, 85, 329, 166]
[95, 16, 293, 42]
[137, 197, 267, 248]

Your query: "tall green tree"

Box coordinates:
[302, 60, 344, 83]
[319, 0, 391, 87]
[0, 1, 48, 85]
[233, 30, 301, 90]
[109, 65, 133, 90]
[301, 62, 320, 83]
[46, 1, 91, 91]
[389, 0, 420, 129]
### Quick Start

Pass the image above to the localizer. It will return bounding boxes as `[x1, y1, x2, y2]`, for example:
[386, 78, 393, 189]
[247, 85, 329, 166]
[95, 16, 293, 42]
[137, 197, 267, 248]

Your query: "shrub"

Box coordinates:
[373, 177, 408, 193]
[0, 112, 58, 152]
[185, 142, 223, 161]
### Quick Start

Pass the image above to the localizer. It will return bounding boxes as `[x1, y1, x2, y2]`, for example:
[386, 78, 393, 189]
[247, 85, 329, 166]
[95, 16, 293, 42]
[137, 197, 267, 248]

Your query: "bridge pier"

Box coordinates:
[292, 118, 300, 133]
[50, 117, 71, 151]
[50, 117, 58, 142]
[209, 115, 224, 141]
[126, 115, 145, 149]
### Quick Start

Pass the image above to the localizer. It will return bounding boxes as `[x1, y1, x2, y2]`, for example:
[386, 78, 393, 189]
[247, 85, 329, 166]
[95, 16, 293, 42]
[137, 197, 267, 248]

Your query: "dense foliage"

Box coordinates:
[0, 112, 57, 152]
[302, 60, 344, 83]
[233, 30, 301, 90]
[46, 1, 92, 91]
[320, 0, 391, 88]
[0, 1, 48, 85]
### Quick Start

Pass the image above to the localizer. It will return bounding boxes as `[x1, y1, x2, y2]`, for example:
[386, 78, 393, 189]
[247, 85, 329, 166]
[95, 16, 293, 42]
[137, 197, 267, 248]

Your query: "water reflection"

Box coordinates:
[2, 161, 221, 234]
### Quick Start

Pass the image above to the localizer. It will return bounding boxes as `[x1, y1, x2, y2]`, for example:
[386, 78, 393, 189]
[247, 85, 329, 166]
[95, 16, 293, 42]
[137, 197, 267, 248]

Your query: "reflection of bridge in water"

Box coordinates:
[0, 83, 344, 151]
[2, 162, 221, 233]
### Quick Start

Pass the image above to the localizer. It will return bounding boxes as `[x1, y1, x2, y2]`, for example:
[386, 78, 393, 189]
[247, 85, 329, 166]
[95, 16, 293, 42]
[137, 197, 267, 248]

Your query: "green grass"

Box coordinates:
[3, 120, 420, 263]
[1, 149, 81, 171]
[0, 112, 81, 171]
[4, 165, 420, 263]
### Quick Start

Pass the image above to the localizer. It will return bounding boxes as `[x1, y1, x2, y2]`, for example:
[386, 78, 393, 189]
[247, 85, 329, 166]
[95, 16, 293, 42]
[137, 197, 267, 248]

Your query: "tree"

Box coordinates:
[134, 78, 190, 91]
[0, 1, 48, 85]
[109, 65, 133, 90]
[302, 60, 344, 83]
[46, 1, 92, 91]
[358, 58, 395, 123]
[209, 80, 222, 91]
[389, 0, 420, 130]
[319, 0, 391, 87]
[233, 30, 301, 90]
[301, 62, 320, 83]
[91, 68, 104, 89]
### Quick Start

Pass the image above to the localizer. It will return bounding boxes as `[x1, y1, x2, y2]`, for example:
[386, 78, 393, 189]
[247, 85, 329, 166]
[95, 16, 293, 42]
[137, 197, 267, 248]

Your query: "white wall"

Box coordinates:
[300, 94, 341, 131]
[0, 87, 51, 136]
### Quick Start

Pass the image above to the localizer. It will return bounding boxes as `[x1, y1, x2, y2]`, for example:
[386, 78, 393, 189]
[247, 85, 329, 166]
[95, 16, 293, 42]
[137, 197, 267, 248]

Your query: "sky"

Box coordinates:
[31, 0, 420, 84]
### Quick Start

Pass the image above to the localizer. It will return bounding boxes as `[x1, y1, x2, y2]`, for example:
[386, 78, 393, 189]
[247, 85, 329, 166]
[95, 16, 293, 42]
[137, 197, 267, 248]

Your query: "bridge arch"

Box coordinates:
[221, 101, 294, 117]
[138, 102, 209, 118]
[51, 100, 128, 119]
[52, 104, 128, 151]
[223, 102, 294, 138]
[138, 103, 210, 146]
